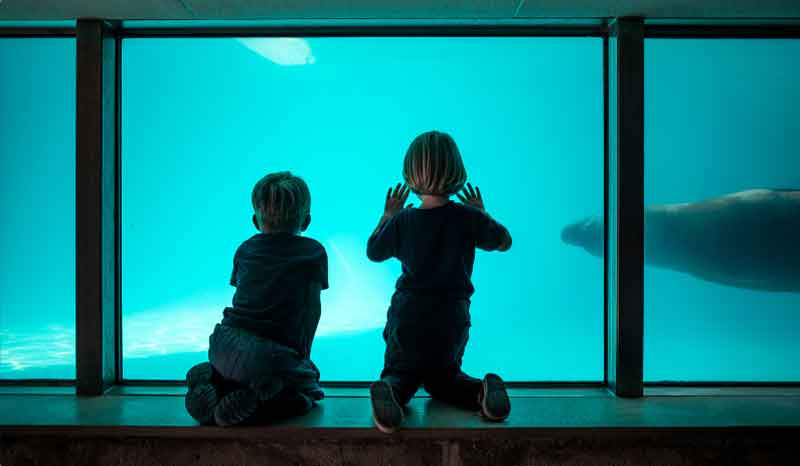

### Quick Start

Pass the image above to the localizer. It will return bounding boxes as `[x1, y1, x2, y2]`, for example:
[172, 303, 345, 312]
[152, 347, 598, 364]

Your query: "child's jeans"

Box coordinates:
[208, 323, 324, 419]
[380, 292, 482, 410]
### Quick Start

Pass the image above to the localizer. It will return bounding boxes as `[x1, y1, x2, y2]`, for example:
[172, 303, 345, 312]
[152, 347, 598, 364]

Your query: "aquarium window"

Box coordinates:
[121, 37, 604, 381]
[0, 39, 77, 379]
[644, 39, 800, 382]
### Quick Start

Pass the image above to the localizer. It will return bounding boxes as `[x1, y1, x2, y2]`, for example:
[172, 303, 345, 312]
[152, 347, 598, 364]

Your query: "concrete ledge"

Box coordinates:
[2, 428, 799, 466]
[1, 387, 798, 434]
[2, 388, 799, 465]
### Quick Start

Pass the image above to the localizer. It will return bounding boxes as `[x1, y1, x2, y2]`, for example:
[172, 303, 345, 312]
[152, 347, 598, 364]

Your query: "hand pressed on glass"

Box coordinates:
[456, 182, 485, 212]
[384, 183, 412, 218]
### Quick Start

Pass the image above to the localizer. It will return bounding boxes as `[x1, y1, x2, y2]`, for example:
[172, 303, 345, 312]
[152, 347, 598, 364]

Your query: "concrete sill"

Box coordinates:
[1, 387, 799, 440]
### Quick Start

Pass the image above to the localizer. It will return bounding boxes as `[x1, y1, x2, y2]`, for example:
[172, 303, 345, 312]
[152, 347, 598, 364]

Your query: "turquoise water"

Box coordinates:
[644, 39, 800, 381]
[0, 39, 76, 378]
[1, 36, 797, 383]
[120, 38, 603, 381]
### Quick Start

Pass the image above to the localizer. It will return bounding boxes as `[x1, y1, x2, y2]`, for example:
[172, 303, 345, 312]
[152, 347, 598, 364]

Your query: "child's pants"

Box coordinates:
[380, 292, 482, 410]
[208, 323, 323, 419]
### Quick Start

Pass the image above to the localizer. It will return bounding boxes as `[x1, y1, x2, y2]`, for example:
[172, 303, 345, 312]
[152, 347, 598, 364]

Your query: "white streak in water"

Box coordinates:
[317, 238, 387, 335]
[237, 38, 316, 66]
[0, 325, 75, 374]
[0, 238, 392, 375]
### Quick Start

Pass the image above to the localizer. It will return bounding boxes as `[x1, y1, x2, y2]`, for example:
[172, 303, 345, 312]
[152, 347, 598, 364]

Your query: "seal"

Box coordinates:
[561, 189, 800, 292]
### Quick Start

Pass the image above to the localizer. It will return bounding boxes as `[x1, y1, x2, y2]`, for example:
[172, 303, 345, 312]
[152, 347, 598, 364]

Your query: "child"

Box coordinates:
[366, 130, 513, 433]
[185, 171, 328, 426]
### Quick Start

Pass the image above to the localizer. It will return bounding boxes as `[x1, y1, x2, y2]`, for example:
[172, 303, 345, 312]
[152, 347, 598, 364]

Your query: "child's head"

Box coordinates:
[251, 171, 311, 234]
[403, 130, 467, 197]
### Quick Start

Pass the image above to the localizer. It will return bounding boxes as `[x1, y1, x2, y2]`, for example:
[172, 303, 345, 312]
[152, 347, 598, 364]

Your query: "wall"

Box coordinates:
[2, 430, 798, 466]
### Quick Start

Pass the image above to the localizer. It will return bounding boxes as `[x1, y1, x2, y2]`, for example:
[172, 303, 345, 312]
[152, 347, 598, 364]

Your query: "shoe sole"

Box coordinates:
[481, 373, 510, 422]
[185, 383, 219, 425]
[254, 377, 285, 403]
[186, 362, 214, 390]
[370, 381, 403, 434]
[214, 389, 260, 427]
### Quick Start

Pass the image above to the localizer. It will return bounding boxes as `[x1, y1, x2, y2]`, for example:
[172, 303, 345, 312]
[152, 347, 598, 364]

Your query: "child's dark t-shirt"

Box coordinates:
[222, 232, 328, 359]
[366, 201, 509, 299]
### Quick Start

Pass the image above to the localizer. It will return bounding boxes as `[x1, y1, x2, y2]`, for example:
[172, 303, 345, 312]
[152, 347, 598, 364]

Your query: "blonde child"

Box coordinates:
[367, 131, 512, 433]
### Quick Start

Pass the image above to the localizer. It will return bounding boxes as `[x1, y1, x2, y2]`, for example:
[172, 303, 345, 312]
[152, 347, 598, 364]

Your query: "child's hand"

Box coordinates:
[384, 183, 411, 218]
[456, 183, 485, 212]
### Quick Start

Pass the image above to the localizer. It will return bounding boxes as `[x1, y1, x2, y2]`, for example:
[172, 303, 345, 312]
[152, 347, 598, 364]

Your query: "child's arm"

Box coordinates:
[304, 281, 322, 359]
[304, 247, 327, 359]
[495, 225, 513, 251]
[367, 183, 410, 262]
[229, 248, 240, 286]
[457, 183, 513, 252]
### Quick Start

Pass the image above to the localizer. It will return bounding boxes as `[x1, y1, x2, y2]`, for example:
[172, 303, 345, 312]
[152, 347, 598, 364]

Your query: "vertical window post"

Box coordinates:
[606, 17, 644, 398]
[76, 19, 117, 395]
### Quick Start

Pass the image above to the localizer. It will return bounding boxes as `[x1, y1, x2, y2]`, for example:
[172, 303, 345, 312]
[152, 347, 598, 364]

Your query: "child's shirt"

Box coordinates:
[367, 201, 510, 299]
[223, 232, 328, 359]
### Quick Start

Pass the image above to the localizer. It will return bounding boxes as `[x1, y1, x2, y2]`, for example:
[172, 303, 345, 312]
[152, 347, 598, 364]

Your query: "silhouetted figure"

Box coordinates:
[366, 131, 513, 433]
[185, 171, 327, 426]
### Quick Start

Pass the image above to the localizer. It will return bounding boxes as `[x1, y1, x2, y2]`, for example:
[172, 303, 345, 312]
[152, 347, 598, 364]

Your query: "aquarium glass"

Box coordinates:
[0, 39, 76, 379]
[606, 35, 617, 380]
[121, 37, 603, 381]
[644, 39, 800, 381]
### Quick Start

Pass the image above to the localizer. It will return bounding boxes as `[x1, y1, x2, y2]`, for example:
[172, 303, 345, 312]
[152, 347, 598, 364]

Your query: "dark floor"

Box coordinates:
[1, 387, 799, 465]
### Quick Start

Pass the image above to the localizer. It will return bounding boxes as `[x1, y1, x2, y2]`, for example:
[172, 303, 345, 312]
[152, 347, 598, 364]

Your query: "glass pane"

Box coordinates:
[0, 39, 76, 379]
[606, 35, 618, 380]
[644, 39, 800, 381]
[122, 37, 603, 381]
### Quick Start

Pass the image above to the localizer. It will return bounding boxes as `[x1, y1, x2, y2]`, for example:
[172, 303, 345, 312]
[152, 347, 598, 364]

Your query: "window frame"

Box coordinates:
[116, 25, 609, 387]
[1, 19, 799, 393]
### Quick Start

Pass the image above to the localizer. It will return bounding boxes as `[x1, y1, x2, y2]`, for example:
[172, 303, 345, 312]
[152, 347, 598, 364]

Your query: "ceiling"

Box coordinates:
[1, 0, 799, 20]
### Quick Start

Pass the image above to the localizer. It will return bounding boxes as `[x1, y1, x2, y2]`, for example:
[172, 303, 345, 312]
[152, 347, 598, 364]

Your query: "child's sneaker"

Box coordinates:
[259, 391, 314, 421]
[369, 381, 404, 434]
[186, 362, 217, 388]
[253, 377, 284, 403]
[214, 388, 260, 427]
[185, 384, 219, 425]
[185, 362, 219, 425]
[479, 373, 510, 421]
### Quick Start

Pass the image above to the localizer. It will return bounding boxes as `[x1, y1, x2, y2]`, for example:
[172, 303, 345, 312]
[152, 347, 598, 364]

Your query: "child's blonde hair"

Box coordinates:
[403, 130, 467, 196]
[251, 171, 311, 233]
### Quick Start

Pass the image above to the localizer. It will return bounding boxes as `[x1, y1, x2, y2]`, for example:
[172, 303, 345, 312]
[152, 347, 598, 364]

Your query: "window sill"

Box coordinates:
[1, 387, 799, 439]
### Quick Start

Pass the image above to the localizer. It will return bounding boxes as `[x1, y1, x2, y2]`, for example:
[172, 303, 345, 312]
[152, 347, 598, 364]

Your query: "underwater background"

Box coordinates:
[0, 39, 76, 379]
[643, 39, 800, 381]
[0, 37, 797, 382]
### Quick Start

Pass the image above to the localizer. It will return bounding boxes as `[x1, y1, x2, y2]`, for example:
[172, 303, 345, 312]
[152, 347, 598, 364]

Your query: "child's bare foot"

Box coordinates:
[370, 381, 404, 433]
[479, 373, 510, 421]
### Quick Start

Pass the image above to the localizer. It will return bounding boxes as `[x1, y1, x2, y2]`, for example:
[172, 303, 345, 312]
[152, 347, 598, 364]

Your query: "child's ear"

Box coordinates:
[301, 214, 311, 232]
[252, 214, 260, 231]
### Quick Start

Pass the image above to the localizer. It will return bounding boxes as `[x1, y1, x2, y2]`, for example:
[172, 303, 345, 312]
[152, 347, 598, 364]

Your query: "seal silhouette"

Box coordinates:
[561, 189, 800, 292]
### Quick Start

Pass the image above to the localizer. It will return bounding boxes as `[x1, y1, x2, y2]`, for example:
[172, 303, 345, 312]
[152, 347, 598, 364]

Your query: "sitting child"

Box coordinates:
[367, 130, 513, 433]
[185, 171, 328, 426]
